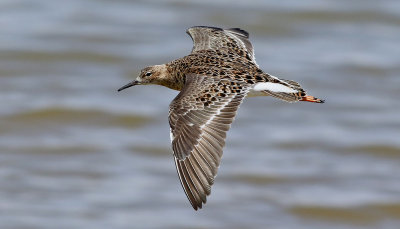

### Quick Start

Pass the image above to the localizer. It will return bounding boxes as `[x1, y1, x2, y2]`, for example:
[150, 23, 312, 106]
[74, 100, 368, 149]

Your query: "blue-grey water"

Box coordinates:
[1, 0, 399, 228]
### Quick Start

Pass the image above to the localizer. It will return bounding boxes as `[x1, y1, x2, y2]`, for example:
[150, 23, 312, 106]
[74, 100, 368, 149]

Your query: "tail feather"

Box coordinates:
[261, 79, 305, 103]
[262, 79, 324, 104]
[262, 90, 302, 103]
[253, 76, 324, 104]
[280, 79, 302, 89]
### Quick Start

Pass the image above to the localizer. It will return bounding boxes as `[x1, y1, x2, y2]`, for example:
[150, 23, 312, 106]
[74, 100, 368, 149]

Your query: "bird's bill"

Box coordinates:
[117, 80, 140, 92]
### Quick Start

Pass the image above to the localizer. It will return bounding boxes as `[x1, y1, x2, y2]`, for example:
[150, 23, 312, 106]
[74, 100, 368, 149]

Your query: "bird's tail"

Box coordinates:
[262, 79, 325, 103]
[300, 95, 325, 103]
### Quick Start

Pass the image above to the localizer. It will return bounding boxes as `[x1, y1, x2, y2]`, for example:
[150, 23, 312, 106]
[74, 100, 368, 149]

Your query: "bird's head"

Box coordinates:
[118, 65, 167, 91]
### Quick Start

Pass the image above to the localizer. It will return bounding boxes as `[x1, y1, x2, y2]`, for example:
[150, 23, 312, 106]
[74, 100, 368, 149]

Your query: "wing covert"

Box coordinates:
[186, 26, 257, 65]
[169, 73, 248, 210]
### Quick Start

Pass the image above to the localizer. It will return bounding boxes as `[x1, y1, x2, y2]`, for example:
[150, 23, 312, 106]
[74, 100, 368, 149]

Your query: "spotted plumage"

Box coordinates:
[118, 26, 324, 210]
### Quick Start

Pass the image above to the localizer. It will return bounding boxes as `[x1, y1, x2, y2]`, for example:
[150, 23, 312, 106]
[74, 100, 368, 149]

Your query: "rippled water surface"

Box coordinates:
[1, 0, 400, 228]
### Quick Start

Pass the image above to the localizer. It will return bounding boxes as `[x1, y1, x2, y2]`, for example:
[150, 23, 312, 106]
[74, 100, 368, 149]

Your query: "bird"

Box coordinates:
[118, 26, 324, 210]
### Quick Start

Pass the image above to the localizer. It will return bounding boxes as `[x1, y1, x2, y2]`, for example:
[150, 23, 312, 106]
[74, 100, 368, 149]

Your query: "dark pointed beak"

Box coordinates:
[117, 81, 140, 92]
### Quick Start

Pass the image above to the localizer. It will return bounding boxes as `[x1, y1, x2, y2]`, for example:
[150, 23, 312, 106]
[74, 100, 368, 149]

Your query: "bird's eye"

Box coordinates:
[145, 72, 152, 77]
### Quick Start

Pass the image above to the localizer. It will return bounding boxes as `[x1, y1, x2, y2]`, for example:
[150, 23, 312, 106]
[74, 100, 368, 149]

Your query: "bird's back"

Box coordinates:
[166, 50, 262, 88]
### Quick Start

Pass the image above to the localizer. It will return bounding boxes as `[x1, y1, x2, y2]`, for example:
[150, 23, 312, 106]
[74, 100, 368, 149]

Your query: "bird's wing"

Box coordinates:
[186, 26, 257, 65]
[169, 73, 249, 210]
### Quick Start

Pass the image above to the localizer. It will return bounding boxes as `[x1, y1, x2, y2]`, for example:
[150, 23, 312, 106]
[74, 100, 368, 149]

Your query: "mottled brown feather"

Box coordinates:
[186, 26, 256, 65]
[119, 26, 324, 211]
[169, 73, 248, 210]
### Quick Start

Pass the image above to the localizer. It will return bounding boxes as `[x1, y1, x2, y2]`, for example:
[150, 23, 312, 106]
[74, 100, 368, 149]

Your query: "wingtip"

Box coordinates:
[192, 201, 204, 211]
[227, 27, 249, 38]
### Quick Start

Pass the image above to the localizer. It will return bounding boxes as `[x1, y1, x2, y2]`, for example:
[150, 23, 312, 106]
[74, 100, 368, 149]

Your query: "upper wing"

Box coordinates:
[169, 73, 249, 210]
[186, 26, 257, 65]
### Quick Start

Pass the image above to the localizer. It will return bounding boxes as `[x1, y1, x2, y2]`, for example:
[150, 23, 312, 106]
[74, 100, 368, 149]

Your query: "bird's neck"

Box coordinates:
[153, 63, 184, 91]
[153, 64, 183, 91]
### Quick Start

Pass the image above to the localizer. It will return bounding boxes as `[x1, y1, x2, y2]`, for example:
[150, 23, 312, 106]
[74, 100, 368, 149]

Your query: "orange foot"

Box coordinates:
[300, 95, 325, 103]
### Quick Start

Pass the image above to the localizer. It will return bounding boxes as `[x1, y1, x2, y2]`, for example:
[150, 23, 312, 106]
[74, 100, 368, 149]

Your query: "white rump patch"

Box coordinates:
[252, 82, 298, 93]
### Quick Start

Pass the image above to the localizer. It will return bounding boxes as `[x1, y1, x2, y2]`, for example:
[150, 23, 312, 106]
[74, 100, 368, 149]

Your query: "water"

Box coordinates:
[1, 0, 399, 228]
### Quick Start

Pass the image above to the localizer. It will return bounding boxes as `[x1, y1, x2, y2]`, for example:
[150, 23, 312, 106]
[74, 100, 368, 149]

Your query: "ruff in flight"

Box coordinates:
[118, 26, 324, 210]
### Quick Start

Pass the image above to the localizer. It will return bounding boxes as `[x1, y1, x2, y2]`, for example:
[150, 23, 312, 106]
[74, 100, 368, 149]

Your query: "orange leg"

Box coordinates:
[300, 95, 325, 103]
